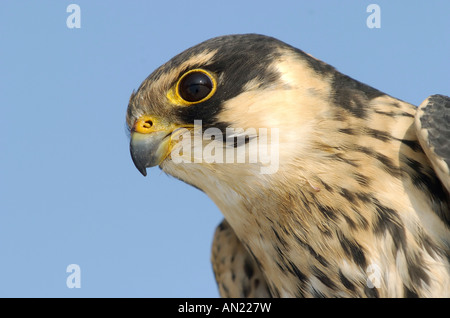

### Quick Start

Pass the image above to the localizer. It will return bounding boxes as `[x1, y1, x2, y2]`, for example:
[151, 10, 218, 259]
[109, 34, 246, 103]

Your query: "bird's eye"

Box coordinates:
[176, 69, 216, 104]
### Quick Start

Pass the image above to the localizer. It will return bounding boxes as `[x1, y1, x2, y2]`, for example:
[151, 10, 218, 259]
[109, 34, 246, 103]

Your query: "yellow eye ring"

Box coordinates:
[167, 69, 217, 106]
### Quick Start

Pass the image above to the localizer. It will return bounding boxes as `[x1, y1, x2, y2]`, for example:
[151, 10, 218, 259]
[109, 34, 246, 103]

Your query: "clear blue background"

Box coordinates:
[0, 1, 448, 297]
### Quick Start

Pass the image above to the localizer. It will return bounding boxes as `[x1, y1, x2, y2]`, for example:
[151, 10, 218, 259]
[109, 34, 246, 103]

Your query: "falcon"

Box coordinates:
[126, 34, 450, 297]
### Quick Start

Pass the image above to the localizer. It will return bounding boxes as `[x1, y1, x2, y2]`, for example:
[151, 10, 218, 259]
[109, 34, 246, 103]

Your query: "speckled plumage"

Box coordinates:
[126, 34, 450, 297]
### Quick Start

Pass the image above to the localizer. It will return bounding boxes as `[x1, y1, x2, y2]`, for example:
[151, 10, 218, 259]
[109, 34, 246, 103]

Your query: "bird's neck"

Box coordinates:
[205, 95, 450, 297]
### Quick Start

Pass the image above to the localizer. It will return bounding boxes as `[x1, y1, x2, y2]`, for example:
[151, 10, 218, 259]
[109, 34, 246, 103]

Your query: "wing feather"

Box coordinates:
[211, 219, 271, 298]
[415, 94, 450, 193]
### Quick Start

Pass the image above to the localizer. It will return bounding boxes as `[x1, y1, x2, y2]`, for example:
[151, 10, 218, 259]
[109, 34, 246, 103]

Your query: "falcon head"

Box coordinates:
[126, 34, 338, 196]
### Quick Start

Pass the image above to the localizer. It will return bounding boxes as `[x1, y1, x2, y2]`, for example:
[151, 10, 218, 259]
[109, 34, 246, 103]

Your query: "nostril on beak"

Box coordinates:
[143, 120, 153, 128]
[134, 116, 156, 134]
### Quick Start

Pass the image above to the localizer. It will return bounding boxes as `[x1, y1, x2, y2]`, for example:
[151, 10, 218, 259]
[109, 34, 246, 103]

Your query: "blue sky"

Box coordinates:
[0, 1, 448, 297]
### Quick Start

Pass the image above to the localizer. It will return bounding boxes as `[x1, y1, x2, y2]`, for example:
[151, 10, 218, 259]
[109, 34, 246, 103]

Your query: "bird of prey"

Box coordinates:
[126, 34, 450, 297]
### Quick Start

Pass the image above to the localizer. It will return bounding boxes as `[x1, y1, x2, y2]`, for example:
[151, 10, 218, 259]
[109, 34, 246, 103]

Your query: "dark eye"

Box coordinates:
[178, 70, 214, 103]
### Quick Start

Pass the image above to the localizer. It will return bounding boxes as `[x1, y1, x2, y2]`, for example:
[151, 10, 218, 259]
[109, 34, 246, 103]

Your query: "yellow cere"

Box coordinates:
[133, 115, 158, 134]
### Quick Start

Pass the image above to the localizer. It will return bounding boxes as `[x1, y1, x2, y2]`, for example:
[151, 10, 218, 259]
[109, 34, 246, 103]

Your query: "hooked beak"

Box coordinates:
[129, 115, 177, 176]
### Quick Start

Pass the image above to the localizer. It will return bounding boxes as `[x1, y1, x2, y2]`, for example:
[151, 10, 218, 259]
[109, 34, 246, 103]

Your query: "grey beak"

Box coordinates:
[129, 131, 171, 176]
